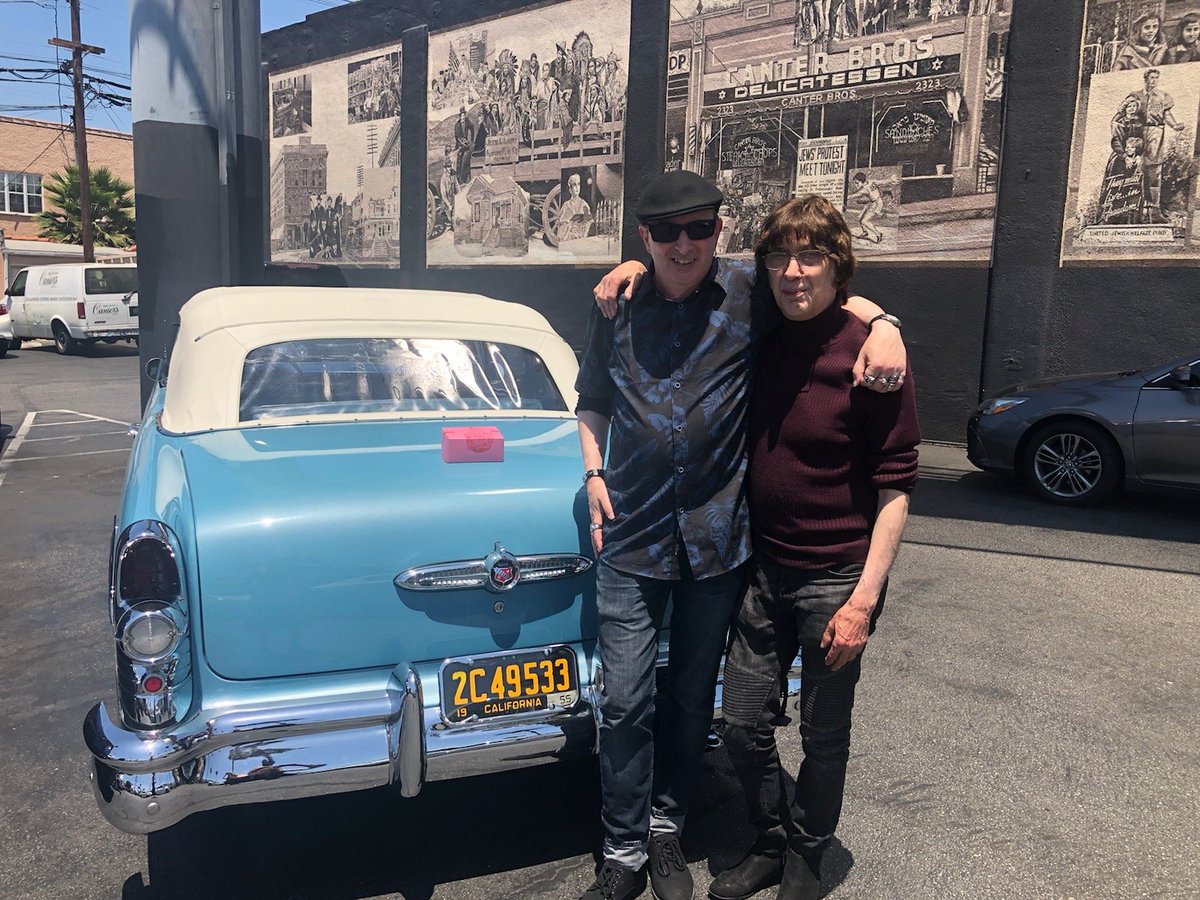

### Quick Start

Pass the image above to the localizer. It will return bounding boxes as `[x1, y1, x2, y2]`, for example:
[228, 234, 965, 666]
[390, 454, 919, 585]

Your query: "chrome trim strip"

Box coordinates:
[395, 548, 593, 592]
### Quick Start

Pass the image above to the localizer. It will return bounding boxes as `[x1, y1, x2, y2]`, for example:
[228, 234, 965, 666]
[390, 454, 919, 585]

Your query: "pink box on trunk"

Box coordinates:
[441, 426, 504, 463]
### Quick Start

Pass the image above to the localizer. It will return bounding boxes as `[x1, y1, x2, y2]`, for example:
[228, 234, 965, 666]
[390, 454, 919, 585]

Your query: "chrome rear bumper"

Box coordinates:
[82, 327, 138, 339]
[85, 661, 800, 834]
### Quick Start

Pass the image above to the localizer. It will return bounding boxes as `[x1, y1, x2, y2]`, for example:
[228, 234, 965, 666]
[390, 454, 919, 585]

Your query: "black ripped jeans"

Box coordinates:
[721, 556, 884, 871]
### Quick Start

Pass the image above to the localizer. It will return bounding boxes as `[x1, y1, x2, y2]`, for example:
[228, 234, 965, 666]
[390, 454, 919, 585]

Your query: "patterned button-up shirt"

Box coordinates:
[575, 259, 779, 580]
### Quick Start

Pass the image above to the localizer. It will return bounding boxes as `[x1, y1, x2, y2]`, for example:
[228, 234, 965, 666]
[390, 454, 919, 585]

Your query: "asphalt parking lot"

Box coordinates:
[0, 341, 1197, 899]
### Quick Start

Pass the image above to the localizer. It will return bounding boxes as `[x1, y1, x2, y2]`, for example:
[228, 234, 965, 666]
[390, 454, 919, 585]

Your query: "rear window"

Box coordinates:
[85, 267, 138, 295]
[239, 338, 568, 422]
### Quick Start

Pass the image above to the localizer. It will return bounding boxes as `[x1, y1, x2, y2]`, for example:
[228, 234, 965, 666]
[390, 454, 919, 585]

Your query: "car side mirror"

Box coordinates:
[1168, 364, 1199, 389]
[145, 357, 167, 385]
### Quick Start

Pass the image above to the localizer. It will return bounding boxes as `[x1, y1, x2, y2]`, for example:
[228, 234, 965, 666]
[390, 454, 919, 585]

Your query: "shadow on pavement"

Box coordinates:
[913, 464, 1200, 545]
[127, 759, 603, 899]
[22, 341, 139, 358]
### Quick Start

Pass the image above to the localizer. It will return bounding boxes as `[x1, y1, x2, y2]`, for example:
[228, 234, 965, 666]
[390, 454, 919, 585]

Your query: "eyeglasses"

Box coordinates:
[762, 249, 828, 271]
[644, 219, 718, 243]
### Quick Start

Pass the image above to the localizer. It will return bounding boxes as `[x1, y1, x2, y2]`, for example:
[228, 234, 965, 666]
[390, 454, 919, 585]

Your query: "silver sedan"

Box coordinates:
[967, 352, 1200, 505]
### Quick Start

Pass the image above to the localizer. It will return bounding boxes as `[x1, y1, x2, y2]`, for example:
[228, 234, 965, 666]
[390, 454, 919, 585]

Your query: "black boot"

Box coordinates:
[708, 840, 785, 900]
[776, 850, 820, 900]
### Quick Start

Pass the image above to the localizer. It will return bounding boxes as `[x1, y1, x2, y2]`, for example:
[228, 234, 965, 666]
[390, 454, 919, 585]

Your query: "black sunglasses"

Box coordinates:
[645, 219, 718, 243]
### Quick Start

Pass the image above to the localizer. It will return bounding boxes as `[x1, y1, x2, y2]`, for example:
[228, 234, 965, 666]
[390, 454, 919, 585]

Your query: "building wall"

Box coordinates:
[0, 115, 134, 240]
[985, 0, 1200, 395]
[254, 0, 1200, 443]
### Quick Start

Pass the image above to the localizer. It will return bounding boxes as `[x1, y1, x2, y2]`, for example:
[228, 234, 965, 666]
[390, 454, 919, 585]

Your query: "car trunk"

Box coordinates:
[182, 417, 593, 680]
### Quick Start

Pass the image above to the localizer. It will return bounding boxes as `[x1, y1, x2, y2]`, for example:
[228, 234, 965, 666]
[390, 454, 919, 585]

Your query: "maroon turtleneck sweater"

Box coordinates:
[748, 300, 920, 569]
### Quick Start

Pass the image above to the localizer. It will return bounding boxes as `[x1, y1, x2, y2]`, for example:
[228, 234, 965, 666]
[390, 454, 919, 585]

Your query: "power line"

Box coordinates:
[0, 103, 71, 111]
[83, 73, 129, 91]
[0, 51, 129, 78]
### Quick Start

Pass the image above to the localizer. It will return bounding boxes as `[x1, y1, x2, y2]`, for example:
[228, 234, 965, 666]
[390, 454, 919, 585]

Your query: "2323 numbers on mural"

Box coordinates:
[441, 646, 579, 723]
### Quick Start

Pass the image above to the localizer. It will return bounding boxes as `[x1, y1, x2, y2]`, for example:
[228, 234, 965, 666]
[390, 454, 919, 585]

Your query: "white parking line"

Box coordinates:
[22, 431, 128, 443]
[0, 410, 133, 488]
[8, 448, 130, 462]
[30, 409, 128, 426]
[0, 412, 36, 489]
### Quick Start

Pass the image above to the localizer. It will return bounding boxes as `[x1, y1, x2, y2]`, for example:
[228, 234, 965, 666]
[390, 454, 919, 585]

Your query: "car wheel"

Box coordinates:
[0, 338, 7, 358]
[52, 322, 77, 355]
[7, 337, 20, 351]
[1022, 420, 1122, 506]
[102, 337, 118, 344]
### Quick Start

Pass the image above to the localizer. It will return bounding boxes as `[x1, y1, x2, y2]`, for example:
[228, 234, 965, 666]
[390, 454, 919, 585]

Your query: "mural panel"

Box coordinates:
[665, 0, 1012, 263]
[426, 0, 631, 266]
[267, 45, 403, 266]
[1062, 0, 1200, 264]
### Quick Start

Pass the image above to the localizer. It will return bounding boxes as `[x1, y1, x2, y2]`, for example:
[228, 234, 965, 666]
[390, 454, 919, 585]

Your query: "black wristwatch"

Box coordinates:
[583, 468, 606, 483]
[868, 313, 902, 331]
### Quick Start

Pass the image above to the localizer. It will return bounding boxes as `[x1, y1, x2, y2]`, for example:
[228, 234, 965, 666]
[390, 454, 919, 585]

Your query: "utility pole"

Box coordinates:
[49, 0, 104, 262]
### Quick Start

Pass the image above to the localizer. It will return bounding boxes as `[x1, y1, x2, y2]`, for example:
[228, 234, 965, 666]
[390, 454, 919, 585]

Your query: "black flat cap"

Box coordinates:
[635, 170, 724, 222]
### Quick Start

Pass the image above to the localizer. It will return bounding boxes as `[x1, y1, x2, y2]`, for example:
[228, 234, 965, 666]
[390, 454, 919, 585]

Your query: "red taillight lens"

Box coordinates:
[142, 674, 165, 693]
[77, 301, 86, 319]
[0, 302, 7, 315]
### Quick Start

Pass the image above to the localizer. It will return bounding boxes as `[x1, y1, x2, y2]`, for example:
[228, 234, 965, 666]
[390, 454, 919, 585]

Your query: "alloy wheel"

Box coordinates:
[1032, 432, 1103, 499]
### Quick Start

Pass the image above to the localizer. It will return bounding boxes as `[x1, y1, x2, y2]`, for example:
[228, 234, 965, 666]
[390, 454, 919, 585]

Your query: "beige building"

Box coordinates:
[0, 115, 135, 286]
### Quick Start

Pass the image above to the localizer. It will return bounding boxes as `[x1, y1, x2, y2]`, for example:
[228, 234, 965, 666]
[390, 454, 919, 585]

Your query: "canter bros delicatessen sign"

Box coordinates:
[703, 34, 957, 109]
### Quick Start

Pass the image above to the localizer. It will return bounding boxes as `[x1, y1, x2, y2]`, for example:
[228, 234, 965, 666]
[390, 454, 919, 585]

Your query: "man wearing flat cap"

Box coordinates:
[574, 171, 906, 900]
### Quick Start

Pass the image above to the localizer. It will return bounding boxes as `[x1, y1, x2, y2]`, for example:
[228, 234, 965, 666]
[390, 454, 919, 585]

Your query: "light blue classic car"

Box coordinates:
[84, 287, 606, 834]
[84, 286, 799, 835]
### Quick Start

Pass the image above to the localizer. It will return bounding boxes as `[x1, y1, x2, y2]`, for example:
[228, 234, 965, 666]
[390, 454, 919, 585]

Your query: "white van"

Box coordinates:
[0, 291, 12, 358]
[4, 263, 139, 355]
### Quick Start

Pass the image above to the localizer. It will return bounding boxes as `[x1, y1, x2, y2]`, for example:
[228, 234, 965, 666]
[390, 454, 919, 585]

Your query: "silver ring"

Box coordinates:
[862, 374, 877, 384]
[884, 375, 899, 385]
[589, 523, 603, 533]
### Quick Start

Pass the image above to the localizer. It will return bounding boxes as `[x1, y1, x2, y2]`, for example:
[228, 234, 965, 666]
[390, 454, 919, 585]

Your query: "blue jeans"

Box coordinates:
[595, 562, 743, 868]
[722, 557, 883, 872]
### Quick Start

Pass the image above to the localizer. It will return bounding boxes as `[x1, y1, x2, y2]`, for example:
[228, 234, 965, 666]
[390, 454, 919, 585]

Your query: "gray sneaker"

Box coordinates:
[648, 832, 693, 900]
[582, 859, 647, 900]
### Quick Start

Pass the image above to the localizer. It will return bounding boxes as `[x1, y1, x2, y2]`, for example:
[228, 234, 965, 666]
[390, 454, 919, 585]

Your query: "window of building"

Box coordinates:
[1, 172, 43, 214]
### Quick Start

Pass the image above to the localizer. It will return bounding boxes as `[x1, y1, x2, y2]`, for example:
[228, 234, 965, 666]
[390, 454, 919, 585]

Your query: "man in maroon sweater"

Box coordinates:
[710, 195, 919, 900]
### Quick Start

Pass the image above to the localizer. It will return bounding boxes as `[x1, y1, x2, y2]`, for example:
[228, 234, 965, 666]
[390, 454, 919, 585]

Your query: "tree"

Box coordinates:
[36, 164, 136, 248]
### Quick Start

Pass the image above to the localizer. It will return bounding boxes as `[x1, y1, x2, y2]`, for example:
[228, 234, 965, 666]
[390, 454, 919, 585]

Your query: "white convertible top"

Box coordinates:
[160, 286, 580, 434]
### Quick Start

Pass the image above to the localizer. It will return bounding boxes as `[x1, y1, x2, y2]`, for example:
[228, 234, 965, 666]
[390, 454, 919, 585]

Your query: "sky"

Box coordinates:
[0, 0, 351, 134]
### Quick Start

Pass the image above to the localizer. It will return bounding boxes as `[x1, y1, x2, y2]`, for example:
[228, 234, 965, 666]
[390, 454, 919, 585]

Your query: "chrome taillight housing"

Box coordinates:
[110, 520, 192, 730]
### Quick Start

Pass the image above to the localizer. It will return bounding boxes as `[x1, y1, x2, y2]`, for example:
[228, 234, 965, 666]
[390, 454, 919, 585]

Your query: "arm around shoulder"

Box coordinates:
[845, 294, 906, 390]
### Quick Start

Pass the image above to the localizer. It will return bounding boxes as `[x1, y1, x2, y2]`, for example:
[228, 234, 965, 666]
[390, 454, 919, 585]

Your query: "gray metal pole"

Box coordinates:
[129, 0, 261, 408]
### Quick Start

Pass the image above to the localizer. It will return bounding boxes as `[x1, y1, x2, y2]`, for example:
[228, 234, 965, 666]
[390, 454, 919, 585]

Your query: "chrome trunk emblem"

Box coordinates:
[484, 544, 520, 592]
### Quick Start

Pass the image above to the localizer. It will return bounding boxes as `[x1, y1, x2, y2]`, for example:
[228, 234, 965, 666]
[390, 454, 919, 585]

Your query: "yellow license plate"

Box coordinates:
[440, 646, 579, 724]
